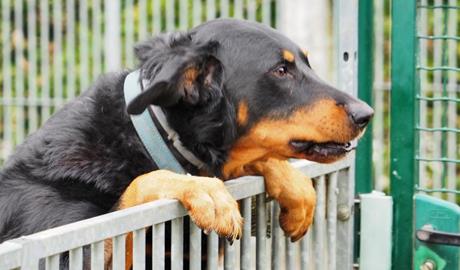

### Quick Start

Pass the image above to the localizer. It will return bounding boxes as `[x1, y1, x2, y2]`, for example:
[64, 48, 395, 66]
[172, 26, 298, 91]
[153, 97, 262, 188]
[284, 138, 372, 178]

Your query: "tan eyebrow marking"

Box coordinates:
[302, 48, 309, 57]
[282, 50, 295, 62]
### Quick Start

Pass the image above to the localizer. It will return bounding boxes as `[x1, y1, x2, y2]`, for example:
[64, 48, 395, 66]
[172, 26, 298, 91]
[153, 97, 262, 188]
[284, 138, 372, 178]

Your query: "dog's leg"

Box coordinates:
[105, 170, 243, 269]
[251, 158, 316, 242]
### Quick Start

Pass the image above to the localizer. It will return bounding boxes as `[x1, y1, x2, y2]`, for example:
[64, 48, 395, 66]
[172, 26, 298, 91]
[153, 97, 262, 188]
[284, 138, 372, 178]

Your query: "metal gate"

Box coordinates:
[390, 1, 460, 269]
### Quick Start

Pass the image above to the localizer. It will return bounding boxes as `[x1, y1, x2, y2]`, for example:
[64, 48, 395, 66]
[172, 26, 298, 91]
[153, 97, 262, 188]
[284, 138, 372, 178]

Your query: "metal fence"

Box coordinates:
[0, 158, 354, 270]
[390, 0, 460, 268]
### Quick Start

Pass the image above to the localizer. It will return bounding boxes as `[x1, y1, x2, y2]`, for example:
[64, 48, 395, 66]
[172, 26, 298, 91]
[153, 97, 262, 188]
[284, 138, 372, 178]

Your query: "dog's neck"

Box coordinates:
[124, 70, 208, 174]
[149, 105, 207, 171]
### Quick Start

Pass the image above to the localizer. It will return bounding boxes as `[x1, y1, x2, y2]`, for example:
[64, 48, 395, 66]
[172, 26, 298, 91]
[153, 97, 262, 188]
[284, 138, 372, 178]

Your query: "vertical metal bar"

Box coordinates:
[153, 223, 165, 270]
[300, 232, 309, 270]
[313, 176, 326, 270]
[52, 0, 63, 109]
[79, 0, 89, 92]
[336, 168, 355, 269]
[69, 247, 83, 270]
[327, 172, 338, 270]
[224, 238, 235, 270]
[2, 0, 12, 162]
[275, 0, 281, 29]
[171, 218, 184, 270]
[240, 197, 252, 270]
[133, 228, 146, 270]
[373, 0, 386, 192]
[271, 202, 282, 270]
[446, 0, 457, 202]
[92, 0, 102, 78]
[91, 241, 104, 270]
[336, 1, 358, 267]
[356, 0, 374, 194]
[256, 193, 266, 270]
[27, 0, 38, 133]
[165, 0, 174, 32]
[105, 0, 121, 71]
[359, 193, 393, 270]
[234, 0, 243, 19]
[152, 0, 161, 34]
[189, 221, 201, 270]
[431, 0, 443, 197]
[193, 0, 202, 27]
[247, 0, 256, 21]
[285, 238, 296, 270]
[46, 254, 60, 270]
[112, 234, 126, 270]
[66, 0, 75, 100]
[39, 0, 50, 122]
[439, 0, 449, 191]
[390, 1, 417, 268]
[139, 0, 148, 40]
[179, 0, 188, 30]
[206, 0, 216, 20]
[418, 0, 428, 190]
[206, 232, 218, 270]
[261, 0, 271, 25]
[15, 0, 25, 142]
[125, 0, 135, 68]
[220, 0, 229, 18]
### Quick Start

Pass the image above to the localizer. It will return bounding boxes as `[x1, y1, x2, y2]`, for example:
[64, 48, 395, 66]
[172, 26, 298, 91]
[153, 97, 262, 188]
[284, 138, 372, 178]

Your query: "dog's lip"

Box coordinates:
[289, 140, 356, 156]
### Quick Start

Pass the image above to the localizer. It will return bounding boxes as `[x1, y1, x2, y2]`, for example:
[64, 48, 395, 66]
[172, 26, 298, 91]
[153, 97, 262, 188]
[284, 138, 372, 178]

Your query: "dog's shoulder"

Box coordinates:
[2, 71, 154, 195]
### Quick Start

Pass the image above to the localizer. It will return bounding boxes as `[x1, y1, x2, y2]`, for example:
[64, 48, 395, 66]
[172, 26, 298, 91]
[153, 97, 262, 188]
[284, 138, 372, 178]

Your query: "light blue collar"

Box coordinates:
[123, 70, 197, 173]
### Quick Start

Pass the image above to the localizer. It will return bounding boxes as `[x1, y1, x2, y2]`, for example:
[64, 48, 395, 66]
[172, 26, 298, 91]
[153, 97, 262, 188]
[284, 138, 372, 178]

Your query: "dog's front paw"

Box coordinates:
[251, 159, 316, 241]
[119, 170, 242, 240]
[180, 176, 243, 240]
[277, 179, 316, 241]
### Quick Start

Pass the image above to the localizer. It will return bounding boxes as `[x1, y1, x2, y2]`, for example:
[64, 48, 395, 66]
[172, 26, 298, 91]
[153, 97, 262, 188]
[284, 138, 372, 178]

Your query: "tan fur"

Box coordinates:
[183, 67, 199, 87]
[222, 99, 357, 179]
[237, 101, 249, 126]
[282, 49, 295, 62]
[250, 158, 316, 241]
[109, 170, 243, 269]
[119, 170, 242, 237]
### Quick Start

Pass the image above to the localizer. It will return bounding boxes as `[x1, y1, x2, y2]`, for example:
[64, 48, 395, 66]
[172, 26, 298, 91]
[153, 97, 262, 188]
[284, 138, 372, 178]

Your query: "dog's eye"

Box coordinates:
[273, 65, 289, 77]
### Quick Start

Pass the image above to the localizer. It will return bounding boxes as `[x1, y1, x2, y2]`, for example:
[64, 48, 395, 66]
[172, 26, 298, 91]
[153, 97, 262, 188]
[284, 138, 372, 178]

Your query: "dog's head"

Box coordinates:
[127, 19, 373, 179]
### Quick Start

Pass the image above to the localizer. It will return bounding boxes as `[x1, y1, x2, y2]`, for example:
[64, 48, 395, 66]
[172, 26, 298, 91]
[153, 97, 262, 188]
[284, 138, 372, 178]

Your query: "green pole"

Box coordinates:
[356, 0, 374, 194]
[390, 0, 418, 269]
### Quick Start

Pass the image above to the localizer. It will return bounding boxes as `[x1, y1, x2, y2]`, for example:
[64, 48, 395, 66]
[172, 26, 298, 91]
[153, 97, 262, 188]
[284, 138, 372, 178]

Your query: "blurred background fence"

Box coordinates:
[0, 0, 458, 195]
[0, 0, 282, 164]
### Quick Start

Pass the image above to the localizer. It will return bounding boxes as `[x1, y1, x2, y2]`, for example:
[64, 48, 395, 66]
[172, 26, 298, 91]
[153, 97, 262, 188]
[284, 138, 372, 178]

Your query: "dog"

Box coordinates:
[0, 18, 373, 268]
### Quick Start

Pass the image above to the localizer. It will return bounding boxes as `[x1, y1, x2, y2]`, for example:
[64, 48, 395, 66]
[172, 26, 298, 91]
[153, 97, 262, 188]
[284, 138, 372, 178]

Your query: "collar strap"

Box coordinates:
[124, 70, 205, 172]
[150, 106, 206, 170]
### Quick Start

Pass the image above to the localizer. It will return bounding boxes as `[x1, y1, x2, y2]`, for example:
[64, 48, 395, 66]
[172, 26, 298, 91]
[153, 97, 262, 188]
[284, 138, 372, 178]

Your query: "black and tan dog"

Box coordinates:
[0, 19, 372, 267]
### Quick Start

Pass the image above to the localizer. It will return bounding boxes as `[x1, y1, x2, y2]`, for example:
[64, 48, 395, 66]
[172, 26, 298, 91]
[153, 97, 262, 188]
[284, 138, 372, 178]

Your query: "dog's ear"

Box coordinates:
[126, 34, 224, 115]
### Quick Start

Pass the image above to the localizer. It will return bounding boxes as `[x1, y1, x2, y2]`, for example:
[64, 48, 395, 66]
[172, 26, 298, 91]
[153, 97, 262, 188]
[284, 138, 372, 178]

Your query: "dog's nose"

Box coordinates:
[345, 101, 374, 129]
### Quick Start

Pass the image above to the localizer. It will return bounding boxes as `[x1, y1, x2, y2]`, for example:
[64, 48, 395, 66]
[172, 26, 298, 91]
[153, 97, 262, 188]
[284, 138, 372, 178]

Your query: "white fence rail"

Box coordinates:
[0, 158, 354, 270]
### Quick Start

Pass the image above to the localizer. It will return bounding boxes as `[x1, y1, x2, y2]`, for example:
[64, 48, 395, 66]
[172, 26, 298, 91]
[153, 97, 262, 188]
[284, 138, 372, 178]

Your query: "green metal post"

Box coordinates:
[390, 0, 419, 269]
[356, 0, 374, 194]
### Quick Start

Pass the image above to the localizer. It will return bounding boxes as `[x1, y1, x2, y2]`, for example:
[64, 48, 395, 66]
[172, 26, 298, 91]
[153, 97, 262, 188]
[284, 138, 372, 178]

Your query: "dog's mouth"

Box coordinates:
[289, 140, 356, 157]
